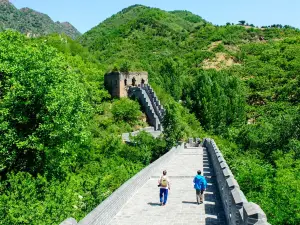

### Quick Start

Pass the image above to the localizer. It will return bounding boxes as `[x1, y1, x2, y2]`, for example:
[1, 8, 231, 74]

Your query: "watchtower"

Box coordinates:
[104, 71, 148, 98]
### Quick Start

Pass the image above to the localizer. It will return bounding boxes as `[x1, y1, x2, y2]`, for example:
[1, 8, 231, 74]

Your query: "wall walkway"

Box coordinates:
[60, 142, 226, 225]
[122, 126, 162, 143]
[122, 84, 164, 142]
[60, 139, 270, 225]
[107, 143, 225, 225]
[128, 85, 164, 131]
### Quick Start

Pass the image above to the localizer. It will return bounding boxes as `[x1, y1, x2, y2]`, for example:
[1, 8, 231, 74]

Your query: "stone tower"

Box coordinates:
[104, 71, 148, 98]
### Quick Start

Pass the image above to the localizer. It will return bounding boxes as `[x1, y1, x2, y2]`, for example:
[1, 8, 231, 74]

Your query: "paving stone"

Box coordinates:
[107, 147, 226, 225]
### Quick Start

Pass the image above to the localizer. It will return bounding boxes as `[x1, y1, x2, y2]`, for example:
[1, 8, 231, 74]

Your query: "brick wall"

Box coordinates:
[60, 144, 183, 225]
[203, 138, 270, 225]
[128, 86, 161, 130]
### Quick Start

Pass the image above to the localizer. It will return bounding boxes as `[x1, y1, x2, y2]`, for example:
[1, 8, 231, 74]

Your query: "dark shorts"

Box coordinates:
[196, 189, 204, 195]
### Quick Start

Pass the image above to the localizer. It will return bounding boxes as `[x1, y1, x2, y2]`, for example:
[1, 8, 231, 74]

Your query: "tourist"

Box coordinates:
[193, 170, 207, 204]
[158, 170, 170, 206]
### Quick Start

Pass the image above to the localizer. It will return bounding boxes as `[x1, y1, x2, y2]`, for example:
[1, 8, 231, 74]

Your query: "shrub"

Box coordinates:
[111, 98, 141, 123]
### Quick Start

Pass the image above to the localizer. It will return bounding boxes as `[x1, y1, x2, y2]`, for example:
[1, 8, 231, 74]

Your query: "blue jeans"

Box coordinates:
[159, 188, 168, 204]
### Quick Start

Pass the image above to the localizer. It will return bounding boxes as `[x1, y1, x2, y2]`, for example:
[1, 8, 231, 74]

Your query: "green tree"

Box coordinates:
[183, 70, 246, 133]
[111, 98, 142, 123]
[0, 31, 91, 176]
[119, 61, 131, 72]
[238, 20, 246, 25]
[159, 58, 184, 101]
[162, 102, 184, 148]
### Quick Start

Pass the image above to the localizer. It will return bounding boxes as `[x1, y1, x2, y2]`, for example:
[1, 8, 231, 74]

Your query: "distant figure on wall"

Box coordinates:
[141, 78, 145, 87]
[132, 77, 136, 86]
[193, 170, 207, 204]
[158, 170, 170, 206]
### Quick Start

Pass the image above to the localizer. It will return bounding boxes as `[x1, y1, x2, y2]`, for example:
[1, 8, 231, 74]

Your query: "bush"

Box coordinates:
[0, 31, 91, 177]
[111, 98, 142, 123]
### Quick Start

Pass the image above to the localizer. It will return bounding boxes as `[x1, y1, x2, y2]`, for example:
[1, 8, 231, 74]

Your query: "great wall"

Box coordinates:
[60, 72, 270, 225]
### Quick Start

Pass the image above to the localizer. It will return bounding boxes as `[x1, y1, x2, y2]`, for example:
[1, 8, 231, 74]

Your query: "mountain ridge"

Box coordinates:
[0, 0, 81, 39]
[80, 4, 207, 52]
[0, 4, 299, 225]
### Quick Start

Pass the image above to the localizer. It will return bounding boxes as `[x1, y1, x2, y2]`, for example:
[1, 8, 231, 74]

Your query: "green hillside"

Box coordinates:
[0, 4, 299, 225]
[80, 5, 300, 225]
[0, 0, 80, 39]
[80, 5, 205, 53]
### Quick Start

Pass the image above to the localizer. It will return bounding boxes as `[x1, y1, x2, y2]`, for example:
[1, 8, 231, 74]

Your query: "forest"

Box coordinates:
[0, 4, 299, 225]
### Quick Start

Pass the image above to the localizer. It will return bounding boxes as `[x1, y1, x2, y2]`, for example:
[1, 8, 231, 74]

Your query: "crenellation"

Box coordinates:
[203, 138, 270, 225]
[223, 168, 233, 177]
[220, 161, 228, 169]
[104, 71, 148, 98]
[226, 177, 239, 189]
[61, 144, 182, 225]
[60, 138, 270, 225]
[218, 156, 225, 163]
[127, 85, 163, 131]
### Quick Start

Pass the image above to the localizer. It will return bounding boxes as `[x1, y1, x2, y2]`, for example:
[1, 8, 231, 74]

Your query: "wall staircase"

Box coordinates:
[122, 84, 165, 142]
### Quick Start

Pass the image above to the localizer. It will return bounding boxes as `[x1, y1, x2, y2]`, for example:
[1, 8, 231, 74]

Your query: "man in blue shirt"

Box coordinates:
[193, 170, 207, 204]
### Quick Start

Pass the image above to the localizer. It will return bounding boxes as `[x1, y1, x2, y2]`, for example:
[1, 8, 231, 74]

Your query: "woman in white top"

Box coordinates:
[158, 170, 170, 206]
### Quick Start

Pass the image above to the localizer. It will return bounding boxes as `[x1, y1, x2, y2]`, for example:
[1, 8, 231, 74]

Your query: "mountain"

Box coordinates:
[80, 5, 206, 51]
[0, 4, 299, 225]
[169, 10, 205, 23]
[79, 5, 300, 225]
[0, 0, 81, 39]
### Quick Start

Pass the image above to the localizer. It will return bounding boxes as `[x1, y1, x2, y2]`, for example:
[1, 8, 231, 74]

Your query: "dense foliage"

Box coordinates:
[0, 0, 80, 39]
[79, 5, 300, 224]
[0, 31, 168, 225]
[0, 4, 300, 225]
[182, 69, 246, 133]
[0, 31, 90, 177]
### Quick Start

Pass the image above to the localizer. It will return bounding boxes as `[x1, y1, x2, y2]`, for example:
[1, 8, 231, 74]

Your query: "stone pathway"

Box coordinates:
[108, 146, 226, 225]
[122, 127, 162, 143]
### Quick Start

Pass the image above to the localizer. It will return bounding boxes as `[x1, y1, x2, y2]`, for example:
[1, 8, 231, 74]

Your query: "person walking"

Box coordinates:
[158, 170, 170, 206]
[193, 170, 207, 204]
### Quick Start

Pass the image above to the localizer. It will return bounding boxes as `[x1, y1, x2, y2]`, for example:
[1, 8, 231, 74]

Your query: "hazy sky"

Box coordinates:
[11, 0, 300, 33]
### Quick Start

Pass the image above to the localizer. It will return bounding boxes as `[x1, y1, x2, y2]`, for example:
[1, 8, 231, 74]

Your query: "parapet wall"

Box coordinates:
[142, 84, 165, 122]
[203, 138, 270, 225]
[128, 86, 161, 130]
[60, 144, 183, 225]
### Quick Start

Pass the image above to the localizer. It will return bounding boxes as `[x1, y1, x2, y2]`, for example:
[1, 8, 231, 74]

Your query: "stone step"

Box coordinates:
[140, 126, 155, 132]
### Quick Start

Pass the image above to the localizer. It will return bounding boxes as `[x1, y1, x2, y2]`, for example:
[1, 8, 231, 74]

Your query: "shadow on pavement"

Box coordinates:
[147, 202, 161, 206]
[206, 217, 224, 225]
[182, 201, 199, 205]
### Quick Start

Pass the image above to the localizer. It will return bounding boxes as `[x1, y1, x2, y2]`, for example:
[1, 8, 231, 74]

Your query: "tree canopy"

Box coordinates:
[0, 4, 300, 225]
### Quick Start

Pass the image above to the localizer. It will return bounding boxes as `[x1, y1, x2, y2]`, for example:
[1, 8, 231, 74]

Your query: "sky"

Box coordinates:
[11, 0, 300, 33]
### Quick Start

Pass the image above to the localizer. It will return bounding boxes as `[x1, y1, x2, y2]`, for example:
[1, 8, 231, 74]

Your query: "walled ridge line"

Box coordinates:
[60, 138, 271, 225]
[60, 144, 183, 225]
